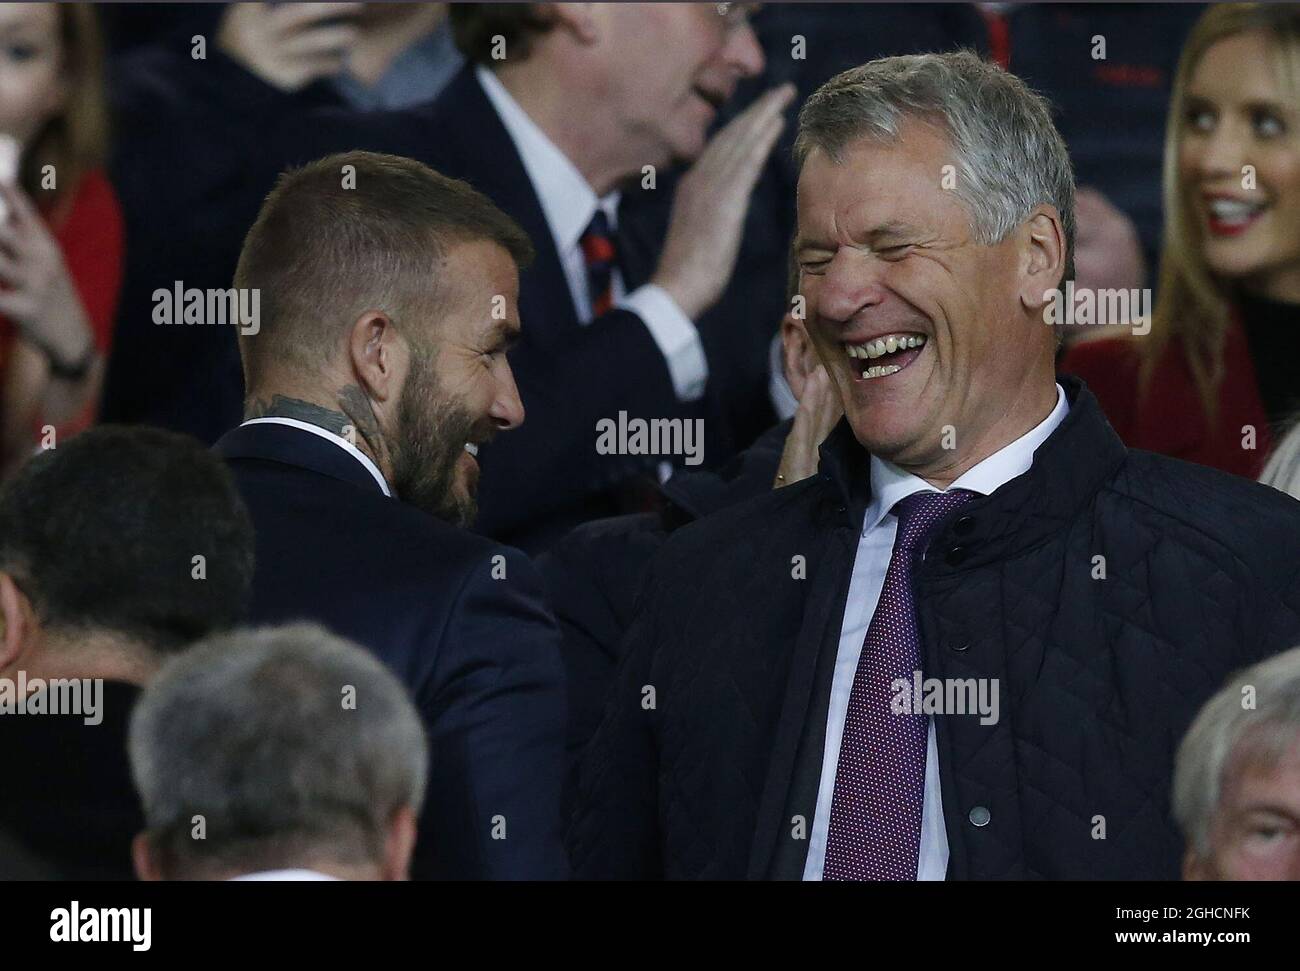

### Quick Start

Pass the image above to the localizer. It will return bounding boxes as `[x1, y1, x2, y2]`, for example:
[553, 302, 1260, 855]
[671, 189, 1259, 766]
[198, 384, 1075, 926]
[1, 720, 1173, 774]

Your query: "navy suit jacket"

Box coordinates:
[214, 421, 570, 880]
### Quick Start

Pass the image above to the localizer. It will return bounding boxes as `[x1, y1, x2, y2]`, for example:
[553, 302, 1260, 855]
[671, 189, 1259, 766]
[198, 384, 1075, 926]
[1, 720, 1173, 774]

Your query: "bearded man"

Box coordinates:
[216, 151, 567, 880]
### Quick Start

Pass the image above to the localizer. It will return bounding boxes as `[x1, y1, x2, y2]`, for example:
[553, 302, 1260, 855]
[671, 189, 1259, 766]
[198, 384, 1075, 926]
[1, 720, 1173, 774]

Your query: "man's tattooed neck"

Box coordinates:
[244, 395, 352, 435]
[245, 389, 394, 478]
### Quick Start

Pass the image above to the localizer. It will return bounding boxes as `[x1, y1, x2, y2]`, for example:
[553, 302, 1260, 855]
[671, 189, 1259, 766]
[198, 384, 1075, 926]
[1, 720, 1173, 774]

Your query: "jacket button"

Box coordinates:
[945, 545, 968, 566]
[968, 806, 991, 827]
[950, 641, 970, 653]
[953, 515, 976, 535]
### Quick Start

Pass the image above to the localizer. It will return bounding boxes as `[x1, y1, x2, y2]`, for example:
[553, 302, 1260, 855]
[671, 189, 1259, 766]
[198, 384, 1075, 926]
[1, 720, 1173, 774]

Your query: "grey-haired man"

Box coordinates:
[1175, 646, 1300, 881]
[568, 51, 1300, 880]
[130, 624, 427, 882]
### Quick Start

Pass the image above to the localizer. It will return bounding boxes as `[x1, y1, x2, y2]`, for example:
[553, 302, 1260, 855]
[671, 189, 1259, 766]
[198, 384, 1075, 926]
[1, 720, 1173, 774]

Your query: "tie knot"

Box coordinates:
[581, 211, 616, 260]
[890, 488, 977, 549]
[583, 209, 612, 239]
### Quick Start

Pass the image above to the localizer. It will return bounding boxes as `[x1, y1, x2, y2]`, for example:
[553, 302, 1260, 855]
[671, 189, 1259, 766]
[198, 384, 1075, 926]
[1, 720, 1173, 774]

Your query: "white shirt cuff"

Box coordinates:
[618, 284, 708, 402]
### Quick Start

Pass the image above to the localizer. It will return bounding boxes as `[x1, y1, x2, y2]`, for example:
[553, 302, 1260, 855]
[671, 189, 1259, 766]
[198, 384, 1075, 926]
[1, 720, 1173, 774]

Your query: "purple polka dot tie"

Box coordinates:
[823, 488, 977, 881]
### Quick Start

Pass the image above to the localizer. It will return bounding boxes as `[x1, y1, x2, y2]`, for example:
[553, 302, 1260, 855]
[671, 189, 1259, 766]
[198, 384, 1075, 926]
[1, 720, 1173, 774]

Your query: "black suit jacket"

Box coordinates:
[569, 378, 1300, 879]
[214, 421, 569, 880]
[0, 681, 143, 880]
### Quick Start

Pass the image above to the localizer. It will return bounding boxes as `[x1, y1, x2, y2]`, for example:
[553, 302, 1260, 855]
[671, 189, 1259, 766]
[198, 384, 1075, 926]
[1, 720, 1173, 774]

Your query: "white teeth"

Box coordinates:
[861, 364, 903, 379]
[464, 443, 479, 457]
[1209, 198, 1264, 222]
[844, 333, 926, 360]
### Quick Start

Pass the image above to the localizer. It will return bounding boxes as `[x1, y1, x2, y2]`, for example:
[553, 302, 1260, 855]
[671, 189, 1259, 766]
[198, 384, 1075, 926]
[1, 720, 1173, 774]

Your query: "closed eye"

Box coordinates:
[877, 244, 914, 258]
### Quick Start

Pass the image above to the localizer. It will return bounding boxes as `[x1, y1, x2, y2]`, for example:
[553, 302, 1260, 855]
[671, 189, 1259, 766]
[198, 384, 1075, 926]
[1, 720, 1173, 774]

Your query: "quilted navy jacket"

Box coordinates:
[568, 378, 1300, 879]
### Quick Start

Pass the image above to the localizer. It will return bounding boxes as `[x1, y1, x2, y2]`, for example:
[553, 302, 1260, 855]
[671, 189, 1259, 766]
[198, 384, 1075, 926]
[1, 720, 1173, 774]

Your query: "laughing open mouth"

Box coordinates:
[844, 333, 927, 379]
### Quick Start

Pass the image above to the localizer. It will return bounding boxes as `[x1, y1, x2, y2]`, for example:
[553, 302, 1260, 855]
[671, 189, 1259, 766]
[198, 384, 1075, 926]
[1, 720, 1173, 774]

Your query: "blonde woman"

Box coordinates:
[0, 3, 122, 476]
[1062, 4, 1299, 478]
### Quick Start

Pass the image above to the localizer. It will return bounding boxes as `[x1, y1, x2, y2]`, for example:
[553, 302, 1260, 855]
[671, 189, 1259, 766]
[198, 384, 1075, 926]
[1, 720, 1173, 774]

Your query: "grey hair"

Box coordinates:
[129, 622, 427, 876]
[794, 50, 1076, 284]
[1172, 646, 1300, 857]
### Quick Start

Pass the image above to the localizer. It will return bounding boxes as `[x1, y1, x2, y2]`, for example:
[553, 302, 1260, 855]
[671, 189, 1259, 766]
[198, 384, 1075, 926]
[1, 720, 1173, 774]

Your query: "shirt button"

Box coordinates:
[969, 806, 991, 827]
[945, 545, 969, 566]
[950, 641, 971, 653]
[953, 515, 976, 535]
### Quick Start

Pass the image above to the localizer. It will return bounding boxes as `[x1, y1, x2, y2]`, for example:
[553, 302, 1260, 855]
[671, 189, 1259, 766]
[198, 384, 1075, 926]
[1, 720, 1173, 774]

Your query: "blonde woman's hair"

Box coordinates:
[21, 4, 109, 221]
[1146, 4, 1300, 421]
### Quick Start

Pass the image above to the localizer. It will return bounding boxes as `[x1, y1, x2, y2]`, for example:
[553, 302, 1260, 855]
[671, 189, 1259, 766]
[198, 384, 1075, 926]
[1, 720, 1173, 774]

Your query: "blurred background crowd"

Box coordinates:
[4, 2, 1298, 522]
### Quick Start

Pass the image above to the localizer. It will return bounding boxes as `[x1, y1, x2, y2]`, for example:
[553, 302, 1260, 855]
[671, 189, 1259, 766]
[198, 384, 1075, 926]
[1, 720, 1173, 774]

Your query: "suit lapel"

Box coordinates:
[434, 67, 580, 339]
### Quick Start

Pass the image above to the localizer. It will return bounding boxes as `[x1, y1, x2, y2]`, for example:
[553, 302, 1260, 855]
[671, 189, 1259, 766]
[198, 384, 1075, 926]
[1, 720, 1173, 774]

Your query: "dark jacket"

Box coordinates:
[568, 378, 1300, 879]
[215, 422, 569, 880]
[539, 419, 788, 777]
[103, 43, 345, 443]
[0, 681, 143, 880]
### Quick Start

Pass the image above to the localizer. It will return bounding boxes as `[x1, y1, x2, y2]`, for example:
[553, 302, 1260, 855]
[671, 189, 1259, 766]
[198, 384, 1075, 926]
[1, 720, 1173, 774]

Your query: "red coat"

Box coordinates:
[1059, 319, 1272, 479]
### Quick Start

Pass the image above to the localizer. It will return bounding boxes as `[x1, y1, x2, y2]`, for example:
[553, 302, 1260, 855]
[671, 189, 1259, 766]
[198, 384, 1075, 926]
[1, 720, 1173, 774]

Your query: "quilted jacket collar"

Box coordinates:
[816, 375, 1128, 569]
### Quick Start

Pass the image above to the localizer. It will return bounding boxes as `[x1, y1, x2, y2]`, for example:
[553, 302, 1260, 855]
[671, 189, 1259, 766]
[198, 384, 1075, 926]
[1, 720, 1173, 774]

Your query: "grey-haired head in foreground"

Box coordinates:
[129, 622, 427, 881]
[1173, 645, 1300, 880]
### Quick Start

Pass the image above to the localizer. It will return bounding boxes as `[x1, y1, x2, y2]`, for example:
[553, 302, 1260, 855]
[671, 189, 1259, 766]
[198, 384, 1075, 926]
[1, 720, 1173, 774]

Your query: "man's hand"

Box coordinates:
[217, 2, 364, 93]
[652, 84, 796, 321]
[775, 363, 842, 488]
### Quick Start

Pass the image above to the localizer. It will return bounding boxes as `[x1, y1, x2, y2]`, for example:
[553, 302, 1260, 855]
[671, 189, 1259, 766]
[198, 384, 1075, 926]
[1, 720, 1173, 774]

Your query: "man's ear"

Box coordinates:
[0, 572, 37, 675]
[346, 311, 404, 406]
[381, 804, 419, 881]
[132, 832, 164, 882]
[1018, 205, 1066, 315]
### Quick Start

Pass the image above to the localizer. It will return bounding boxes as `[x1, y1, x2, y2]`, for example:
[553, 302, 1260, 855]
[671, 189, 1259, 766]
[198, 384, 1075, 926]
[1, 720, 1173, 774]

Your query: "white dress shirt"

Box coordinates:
[475, 66, 708, 401]
[803, 384, 1069, 880]
[229, 869, 341, 881]
[239, 417, 392, 497]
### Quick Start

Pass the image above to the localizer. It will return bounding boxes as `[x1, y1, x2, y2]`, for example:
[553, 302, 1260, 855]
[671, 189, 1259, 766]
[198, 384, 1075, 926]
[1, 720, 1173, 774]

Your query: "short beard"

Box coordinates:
[389, 343, 478, 528]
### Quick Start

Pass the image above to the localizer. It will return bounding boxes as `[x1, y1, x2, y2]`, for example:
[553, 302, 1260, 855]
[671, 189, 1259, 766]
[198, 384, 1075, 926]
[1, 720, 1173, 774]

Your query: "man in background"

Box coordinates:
[131, 623, 427, 882]
[1175, 646, 1300, 881]
[0, 425, 254, 879]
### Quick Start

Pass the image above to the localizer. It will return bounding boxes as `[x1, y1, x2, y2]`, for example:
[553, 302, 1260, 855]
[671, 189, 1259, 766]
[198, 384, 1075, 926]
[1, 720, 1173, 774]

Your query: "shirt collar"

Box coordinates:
[239, 417, 392, 498]
[863, 383, 1069, 534]
[475, 64, 620, 255]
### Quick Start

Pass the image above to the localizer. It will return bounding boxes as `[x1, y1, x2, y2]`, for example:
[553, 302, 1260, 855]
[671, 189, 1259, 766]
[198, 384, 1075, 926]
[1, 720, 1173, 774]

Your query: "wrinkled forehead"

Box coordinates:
[795, 126, 965, 243]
